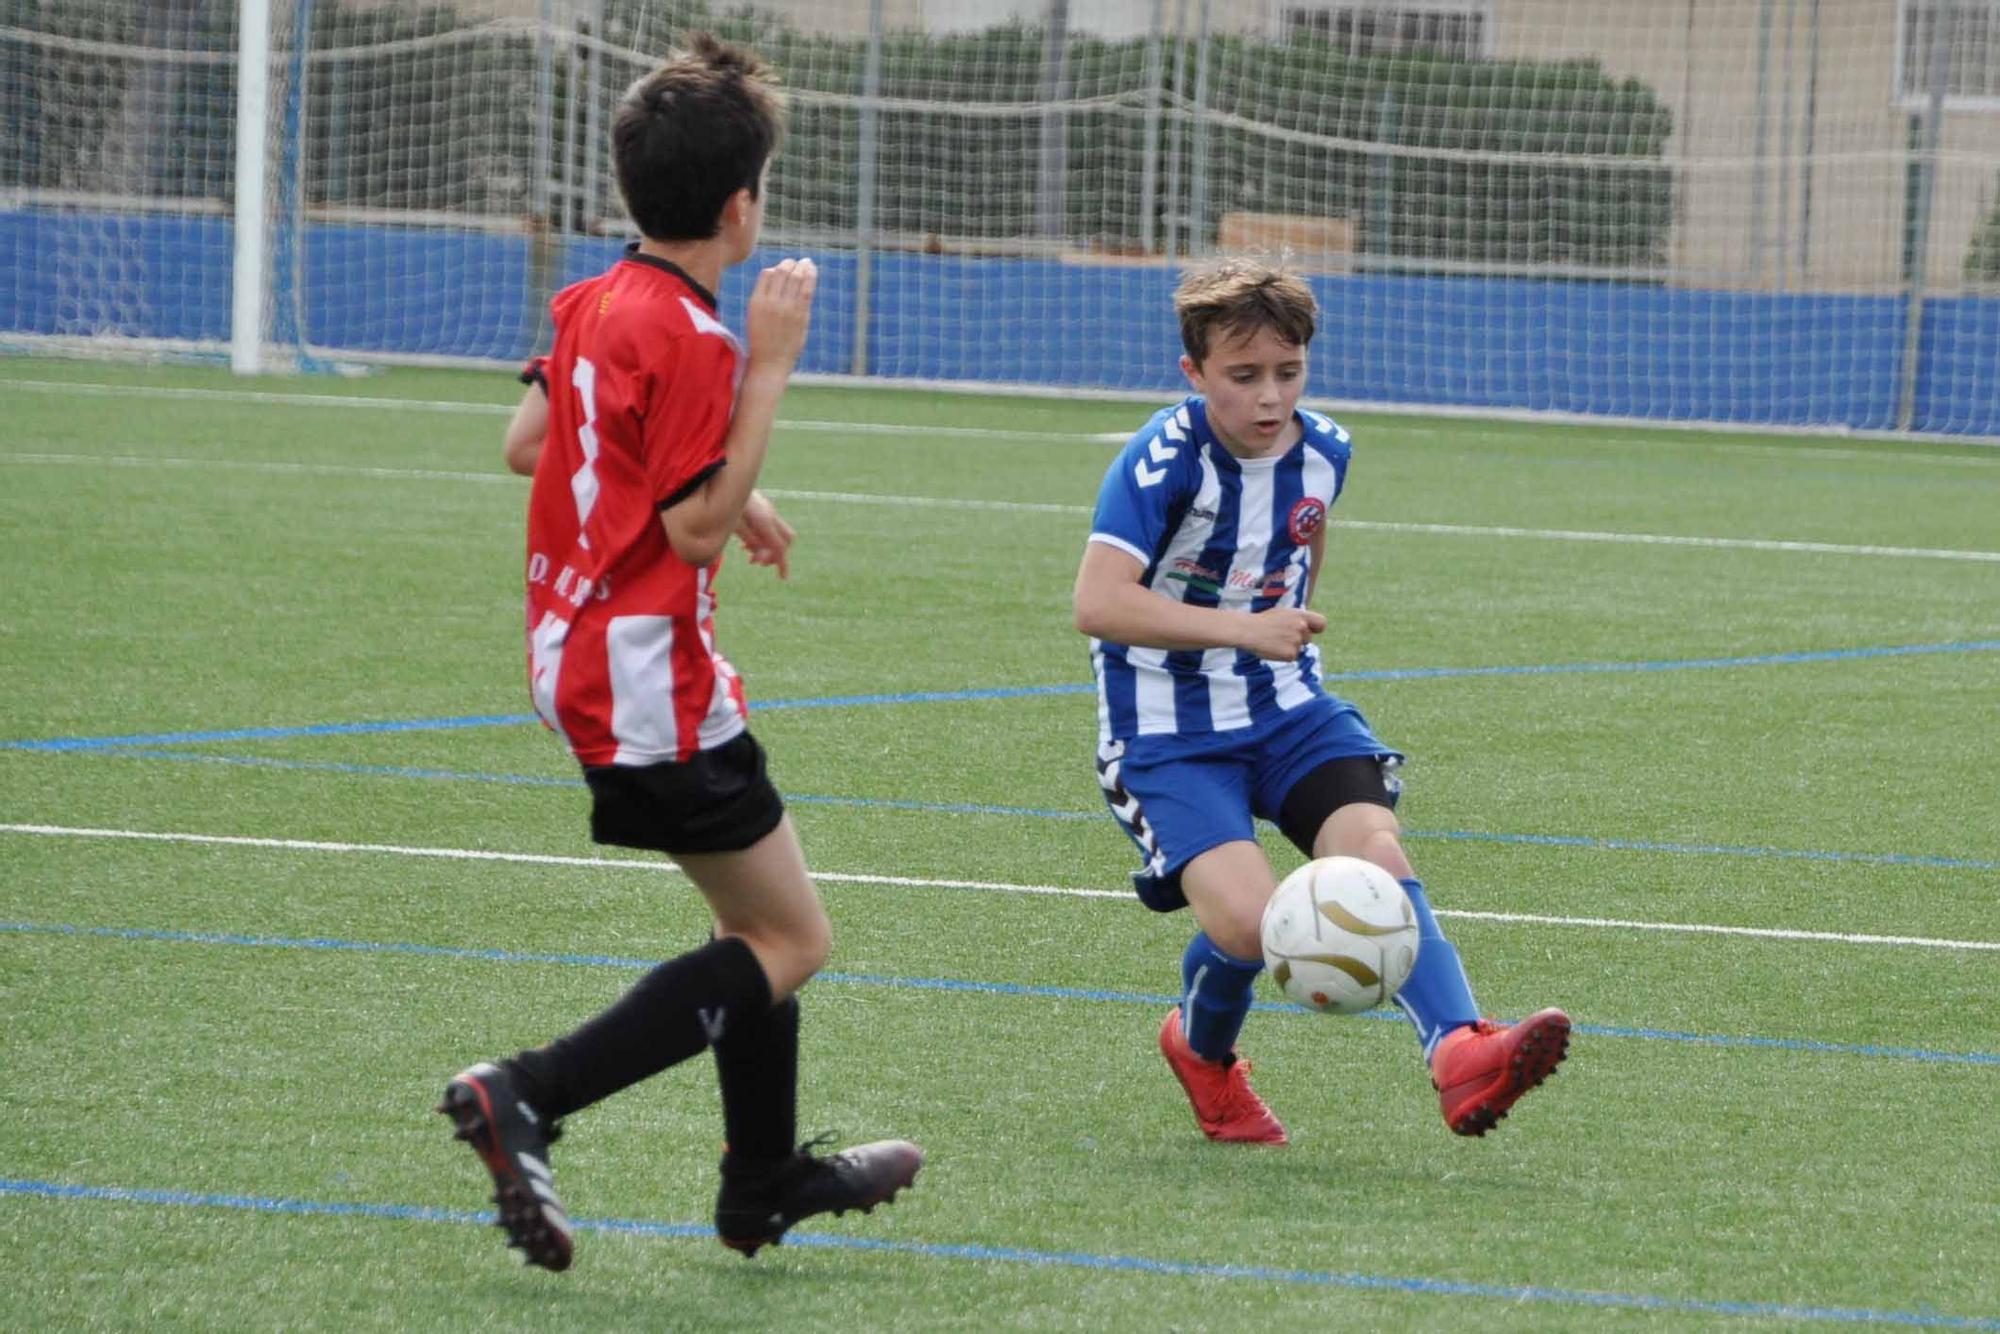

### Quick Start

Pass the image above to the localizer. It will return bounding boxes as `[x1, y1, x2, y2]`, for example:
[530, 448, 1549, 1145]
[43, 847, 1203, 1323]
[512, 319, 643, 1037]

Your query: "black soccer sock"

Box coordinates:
[508, 935, 773, 1121]
[713, 993, 800, 1167]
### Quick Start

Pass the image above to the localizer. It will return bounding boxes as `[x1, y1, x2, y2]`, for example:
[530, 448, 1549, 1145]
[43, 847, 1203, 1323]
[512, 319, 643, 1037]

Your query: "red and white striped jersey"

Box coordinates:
[523, 247, 747, 766]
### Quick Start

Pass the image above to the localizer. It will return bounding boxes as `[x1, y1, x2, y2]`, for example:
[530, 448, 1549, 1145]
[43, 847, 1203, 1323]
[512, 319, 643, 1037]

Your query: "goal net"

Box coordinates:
[4, 0, 1997, 435]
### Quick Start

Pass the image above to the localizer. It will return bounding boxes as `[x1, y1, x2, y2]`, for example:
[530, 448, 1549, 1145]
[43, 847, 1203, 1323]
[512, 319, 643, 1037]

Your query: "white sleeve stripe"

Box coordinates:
[1087, 532, 1150, 565]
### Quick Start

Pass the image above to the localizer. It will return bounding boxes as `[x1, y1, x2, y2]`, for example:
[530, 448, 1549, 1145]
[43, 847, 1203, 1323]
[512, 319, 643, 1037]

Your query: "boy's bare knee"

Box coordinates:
[1312, 805, 1415, 882]
[733, 909, 830, 1000]
[1209, 914, 1263, 962]
[796, 912, 832, 976]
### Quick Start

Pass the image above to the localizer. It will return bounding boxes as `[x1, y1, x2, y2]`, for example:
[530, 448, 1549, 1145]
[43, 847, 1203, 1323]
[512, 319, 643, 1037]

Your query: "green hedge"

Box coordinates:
[1966, 179, 2000, 285]
[705, 9, 1676, 267]
[5, 0, 1675, 270]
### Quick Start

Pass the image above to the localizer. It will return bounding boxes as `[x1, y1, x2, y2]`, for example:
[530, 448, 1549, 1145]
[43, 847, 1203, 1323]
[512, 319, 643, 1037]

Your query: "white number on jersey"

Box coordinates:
[570, 357, 603, 546]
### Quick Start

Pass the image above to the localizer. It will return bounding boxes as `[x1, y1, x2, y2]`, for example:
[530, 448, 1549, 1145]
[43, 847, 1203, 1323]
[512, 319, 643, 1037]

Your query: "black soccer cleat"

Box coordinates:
[437, 1062, 574, 1272]
[714, 1138, 924, 1257]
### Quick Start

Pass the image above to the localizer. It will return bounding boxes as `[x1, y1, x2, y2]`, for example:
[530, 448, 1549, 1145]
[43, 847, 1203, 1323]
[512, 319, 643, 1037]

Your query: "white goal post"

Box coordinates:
[233, 0, 272, 374]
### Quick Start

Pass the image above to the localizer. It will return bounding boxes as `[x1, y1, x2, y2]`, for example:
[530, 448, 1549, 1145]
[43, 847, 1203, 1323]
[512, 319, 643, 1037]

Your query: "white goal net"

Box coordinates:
[4, 0, 1998, 435]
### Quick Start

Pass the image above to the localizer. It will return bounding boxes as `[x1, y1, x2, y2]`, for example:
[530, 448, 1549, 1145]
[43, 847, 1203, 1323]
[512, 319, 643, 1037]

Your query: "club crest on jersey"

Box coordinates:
[1287, 497, 1327, 544]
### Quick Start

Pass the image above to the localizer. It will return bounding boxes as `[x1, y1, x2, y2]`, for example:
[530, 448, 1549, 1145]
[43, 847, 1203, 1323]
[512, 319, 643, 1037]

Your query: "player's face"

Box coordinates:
[1181, 325, 1307, 456]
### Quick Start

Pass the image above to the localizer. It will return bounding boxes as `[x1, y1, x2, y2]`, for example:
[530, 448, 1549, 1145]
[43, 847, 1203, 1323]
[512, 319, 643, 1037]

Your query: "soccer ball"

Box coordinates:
[1260, 856, 1419, 1014]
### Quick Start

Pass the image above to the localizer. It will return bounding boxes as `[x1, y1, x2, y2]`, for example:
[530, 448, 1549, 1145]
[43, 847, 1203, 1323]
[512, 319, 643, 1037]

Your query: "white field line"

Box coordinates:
[1, 379, 1125, 442]
[2, 377, 515, 414]
[1330, 518, 2000, 563]
[16, 453, 1985, 562]
[4, 451, 512, 485]
[1382, 426, 2000, 465]
[766, 486, 1089, 516]
[5, 822, 1997, 952]
[732, 489, 2000, 564]
[1712, 442, 2000, 467]
[21, 375, 2000, 458]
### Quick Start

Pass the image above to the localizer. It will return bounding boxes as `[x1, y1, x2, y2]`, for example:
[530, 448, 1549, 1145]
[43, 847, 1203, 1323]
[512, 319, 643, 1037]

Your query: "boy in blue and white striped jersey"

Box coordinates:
[1073, 258, 1568, 1145]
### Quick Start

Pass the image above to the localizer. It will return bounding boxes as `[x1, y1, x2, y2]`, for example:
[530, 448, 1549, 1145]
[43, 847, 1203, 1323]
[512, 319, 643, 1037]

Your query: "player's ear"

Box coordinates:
[1179, 353, 1202, 391]
[722, 186, 754, 231]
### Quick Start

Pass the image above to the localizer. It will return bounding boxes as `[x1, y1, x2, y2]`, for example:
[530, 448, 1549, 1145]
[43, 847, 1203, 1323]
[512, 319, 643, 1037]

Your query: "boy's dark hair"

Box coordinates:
[1174, 258, 1317, 364]
[612, 32, 784, 242]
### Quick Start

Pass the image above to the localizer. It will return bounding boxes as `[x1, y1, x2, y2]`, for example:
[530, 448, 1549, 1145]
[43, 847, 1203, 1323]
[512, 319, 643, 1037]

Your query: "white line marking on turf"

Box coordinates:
[763, 490, 2000, 563]
[6, 377, 514, 415]
[4, 452, 511, 484]
[6, 823, 1997, 951]
[25, 375, 2000, 457]
[1331, 518, 2000, 563]
[764, 486, 1090, 516]
[0, 823, 1122, 899]
[2, 379, 1123, 442]
[1436, 908, 2000, 951]
[3, 418, 2000, 560]
[6, 456, 1997, 561]
[1713, 442, 2000, 467]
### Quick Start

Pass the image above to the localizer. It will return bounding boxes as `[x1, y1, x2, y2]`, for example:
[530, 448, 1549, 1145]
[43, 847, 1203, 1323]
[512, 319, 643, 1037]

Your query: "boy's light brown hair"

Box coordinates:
[1174, 258, 1317, 365]
[613, 32, 785, 242]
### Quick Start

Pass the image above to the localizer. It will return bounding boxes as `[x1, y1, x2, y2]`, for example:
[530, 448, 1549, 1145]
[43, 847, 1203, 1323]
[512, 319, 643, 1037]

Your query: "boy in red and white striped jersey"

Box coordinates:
[438, 33, 920, 1273]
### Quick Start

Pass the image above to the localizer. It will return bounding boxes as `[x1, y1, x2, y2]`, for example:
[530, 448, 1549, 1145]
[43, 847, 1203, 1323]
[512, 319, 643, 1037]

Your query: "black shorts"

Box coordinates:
[583, 731, 786, 855]
[1276, 754, 1398, 855]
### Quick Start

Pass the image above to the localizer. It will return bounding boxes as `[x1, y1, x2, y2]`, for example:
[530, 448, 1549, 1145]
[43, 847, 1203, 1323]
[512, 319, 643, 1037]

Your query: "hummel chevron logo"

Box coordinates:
[1163, 415, 1187, 443]
[698, 1006, 728, 1041]
[1134, 433, 1176, 487]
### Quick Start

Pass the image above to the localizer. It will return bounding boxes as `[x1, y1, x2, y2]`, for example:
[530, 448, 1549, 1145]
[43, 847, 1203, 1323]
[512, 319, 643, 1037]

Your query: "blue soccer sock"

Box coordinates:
[1393, 878, 1481, 1061]
[1179, 933, 1264, 1062]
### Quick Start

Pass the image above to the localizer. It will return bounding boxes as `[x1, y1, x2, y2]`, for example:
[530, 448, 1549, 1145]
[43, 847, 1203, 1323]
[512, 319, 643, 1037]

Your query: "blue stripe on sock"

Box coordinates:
[1180, 933, 1264, 1061]
[1393, 879, 1481, 1058]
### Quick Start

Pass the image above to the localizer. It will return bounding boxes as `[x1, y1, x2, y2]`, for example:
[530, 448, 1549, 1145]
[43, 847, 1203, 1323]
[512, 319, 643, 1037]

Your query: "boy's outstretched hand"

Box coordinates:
[745, 257, 817, 374]
[734, 490, 794, 579]
[1243, 607, 1326, 662]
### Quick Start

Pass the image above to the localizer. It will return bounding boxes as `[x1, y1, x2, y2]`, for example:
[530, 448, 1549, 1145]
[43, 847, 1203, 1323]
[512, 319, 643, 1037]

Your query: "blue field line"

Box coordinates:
[0, 1178, 1992, 1328]
[3, 920, 1993, 1067]
[7, 637, 1996, 753]
[81, 748, 591, 789]
[2, 712, 537, 752]
[34, 745, 2000, 870]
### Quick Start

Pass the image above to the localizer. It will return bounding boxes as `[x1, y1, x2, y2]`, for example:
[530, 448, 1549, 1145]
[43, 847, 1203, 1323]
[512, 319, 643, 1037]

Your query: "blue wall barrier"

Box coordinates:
[5, 210, 1995, 436]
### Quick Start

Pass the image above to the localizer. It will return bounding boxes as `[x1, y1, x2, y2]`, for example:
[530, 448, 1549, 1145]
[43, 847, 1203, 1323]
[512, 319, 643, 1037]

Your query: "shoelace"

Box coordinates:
[772, 1132, 844, 1184]
[1217, 1059, 1269, 1119]
[794, 1131, 840, 1162]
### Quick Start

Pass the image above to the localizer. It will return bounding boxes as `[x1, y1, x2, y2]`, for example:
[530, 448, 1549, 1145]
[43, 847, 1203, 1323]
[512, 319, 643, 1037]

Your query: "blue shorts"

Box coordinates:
[1094, 696, 1402, 913]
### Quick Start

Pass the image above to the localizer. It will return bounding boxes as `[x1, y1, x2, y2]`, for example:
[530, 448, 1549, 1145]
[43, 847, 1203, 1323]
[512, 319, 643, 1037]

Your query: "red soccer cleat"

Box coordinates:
[1430, 1007, 1571, 1137]
[1157, 1008, 1288, 1145]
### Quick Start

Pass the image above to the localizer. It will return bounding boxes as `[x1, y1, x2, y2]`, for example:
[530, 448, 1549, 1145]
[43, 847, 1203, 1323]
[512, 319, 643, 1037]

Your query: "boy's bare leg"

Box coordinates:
[1177, 840, 1278, 960]
[674, 815, 829, 1001]
[1157, 841, 1287, 1144]
[1312, 800, 1569, 1135]
[677, 816, 923, 1255]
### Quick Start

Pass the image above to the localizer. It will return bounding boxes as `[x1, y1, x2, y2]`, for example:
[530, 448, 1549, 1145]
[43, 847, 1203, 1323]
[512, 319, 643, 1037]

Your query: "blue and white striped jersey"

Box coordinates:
[1086, 396, 1352, 743]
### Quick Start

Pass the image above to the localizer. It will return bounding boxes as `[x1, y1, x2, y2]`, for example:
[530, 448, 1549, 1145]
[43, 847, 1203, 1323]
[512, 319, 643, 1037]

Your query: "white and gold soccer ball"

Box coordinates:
[1260, 856, 1420, 1014]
